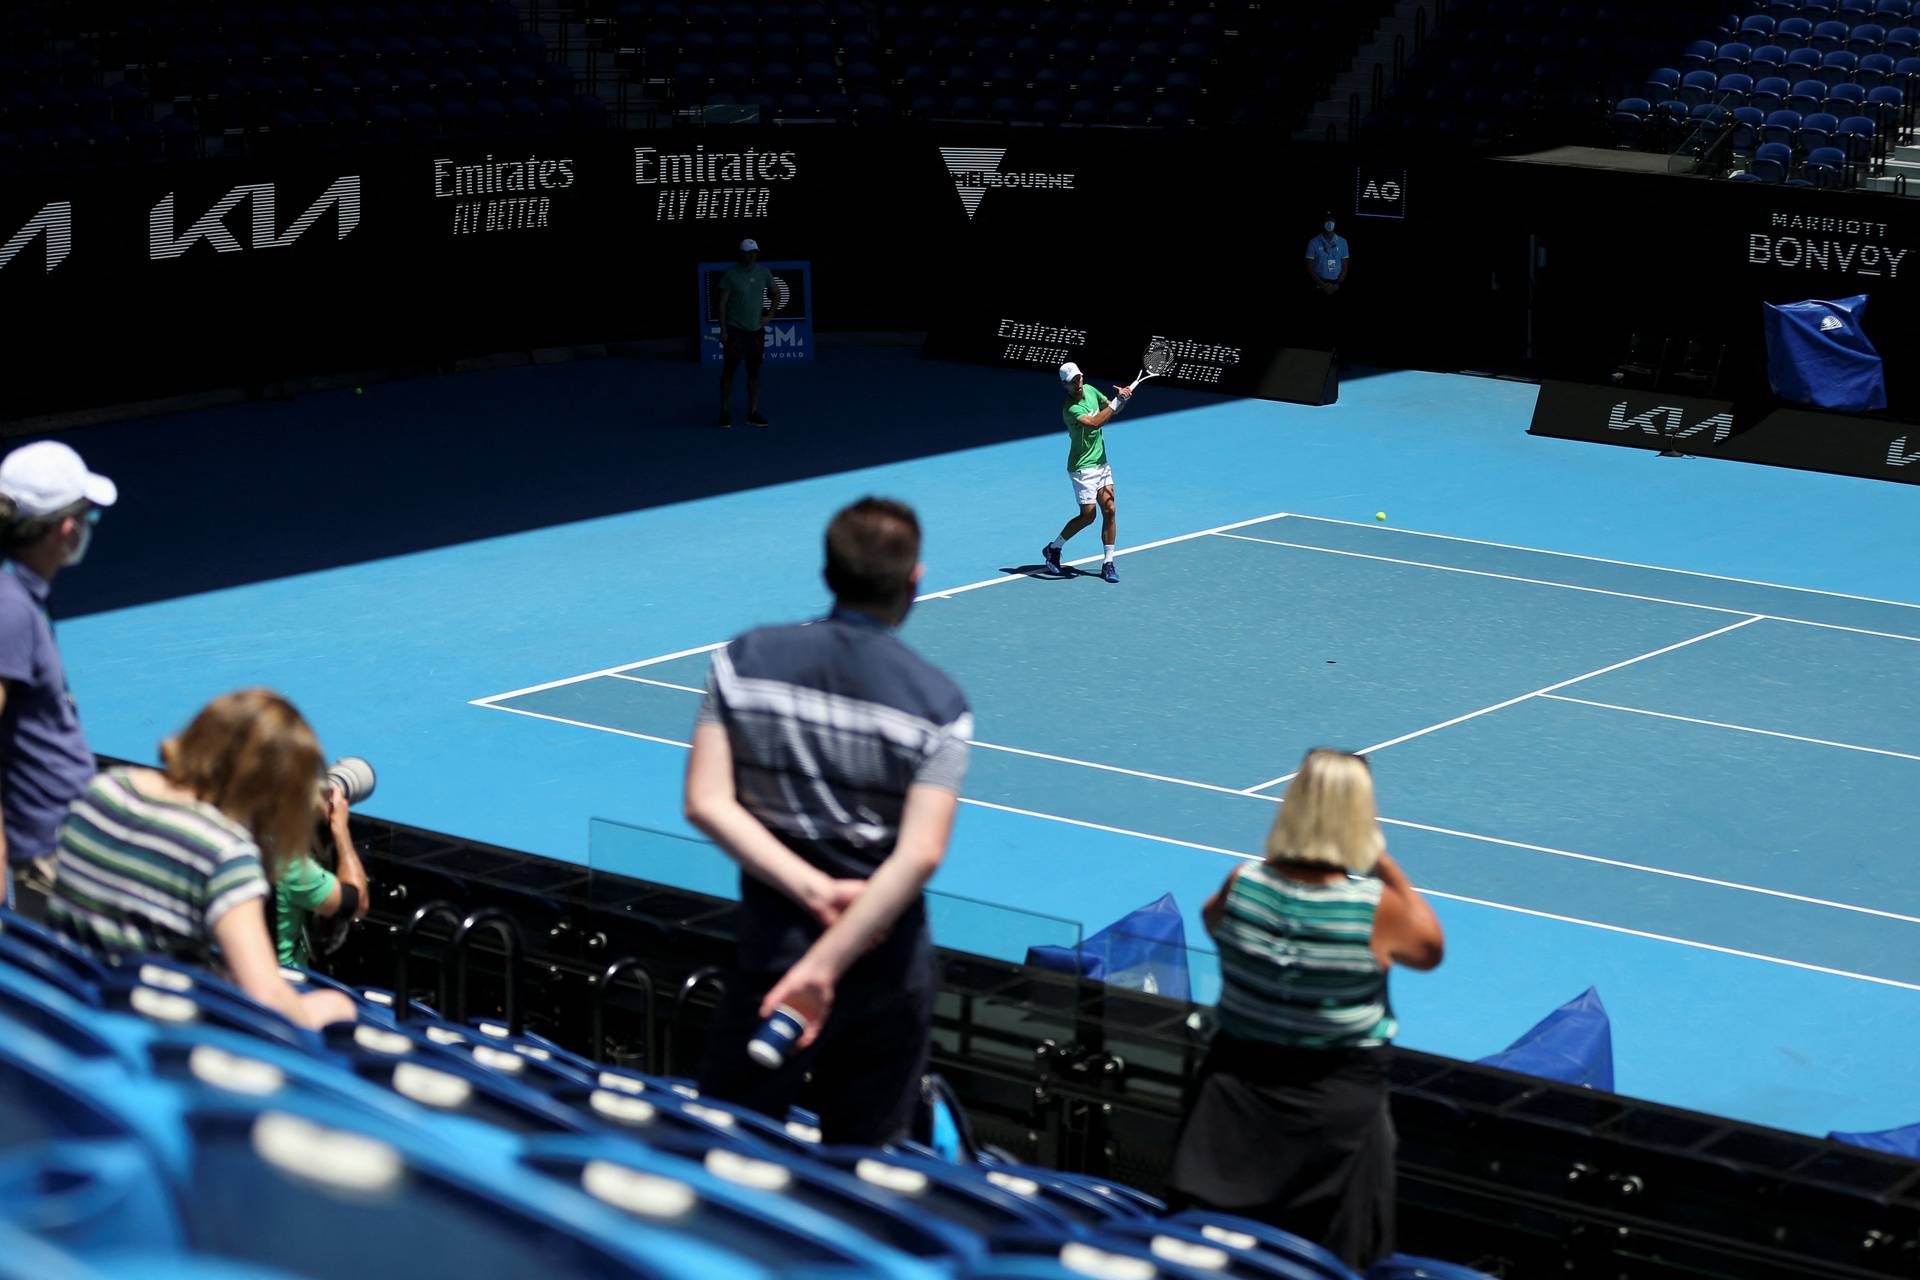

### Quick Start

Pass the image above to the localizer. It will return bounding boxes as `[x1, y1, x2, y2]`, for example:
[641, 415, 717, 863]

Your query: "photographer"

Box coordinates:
[46, 688, 357, 1029]
[273, 779, 371, 969]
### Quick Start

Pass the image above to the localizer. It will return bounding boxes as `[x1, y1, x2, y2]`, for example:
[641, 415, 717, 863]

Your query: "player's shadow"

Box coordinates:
[1001, 563, 1097, 581]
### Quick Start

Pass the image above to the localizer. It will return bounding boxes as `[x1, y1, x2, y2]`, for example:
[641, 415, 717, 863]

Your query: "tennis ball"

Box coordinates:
[354, 387, 363, 395]
[1375, 511, 1387, 521]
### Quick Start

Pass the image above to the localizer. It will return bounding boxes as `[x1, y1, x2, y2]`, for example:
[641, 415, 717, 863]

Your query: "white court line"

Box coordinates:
[471, 509, 1295, 704]
[471, 696, 1920, 926]
[1378, 816, 1920, 926]
[1418, 889, 1920, 994]
[610, 673, 706, 695]
[474, 642, 732, 705]
[1539, 694, 1920, 763]
[1217, 531, 1920, 645]
[953, 798, 1258, 858]
[1285, 513, 1920, 613]
[475, 703, 692, 750]
[468, 700, 1920, 988]
[1213, 532, 1754, 617]
[1237, 616, 1766, 793]
[967, 741, 1265, 798]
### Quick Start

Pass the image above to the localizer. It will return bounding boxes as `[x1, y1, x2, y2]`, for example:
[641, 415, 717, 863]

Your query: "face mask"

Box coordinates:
[63, 517, 93, 568]
[1323, 221, 1335, 233]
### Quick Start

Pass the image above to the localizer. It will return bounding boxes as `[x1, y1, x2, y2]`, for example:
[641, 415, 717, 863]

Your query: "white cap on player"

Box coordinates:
[1058, 361, 1082, 383]
[740, 238, 759, 252]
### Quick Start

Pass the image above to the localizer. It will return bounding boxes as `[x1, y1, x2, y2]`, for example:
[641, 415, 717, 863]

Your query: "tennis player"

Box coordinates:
[1041, 362, 1131, 583]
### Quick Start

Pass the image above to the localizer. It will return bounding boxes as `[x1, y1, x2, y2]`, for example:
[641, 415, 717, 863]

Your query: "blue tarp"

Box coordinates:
[1763, 294, 1887, 412]
[1476, 987, 1614, 1091]
[1025, 892, 1191, 1002]
[1829, 1122, 1920, 1158]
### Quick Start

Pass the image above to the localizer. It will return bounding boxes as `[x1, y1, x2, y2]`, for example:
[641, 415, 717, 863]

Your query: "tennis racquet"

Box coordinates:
[1116, 338, 1174, 400]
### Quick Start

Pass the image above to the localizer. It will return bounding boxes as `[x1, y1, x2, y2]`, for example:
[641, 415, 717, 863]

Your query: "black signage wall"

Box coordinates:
[0, 128, 1460, 419]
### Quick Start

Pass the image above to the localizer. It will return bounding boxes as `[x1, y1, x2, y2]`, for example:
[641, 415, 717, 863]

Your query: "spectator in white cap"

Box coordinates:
[715, 237, 776, 428]
[0, 441, 116, 907]
[1039, 360, 1131, 584]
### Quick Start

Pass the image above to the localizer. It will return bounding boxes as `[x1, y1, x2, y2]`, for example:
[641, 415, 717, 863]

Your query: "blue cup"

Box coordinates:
[747, 1004, 808, 1069]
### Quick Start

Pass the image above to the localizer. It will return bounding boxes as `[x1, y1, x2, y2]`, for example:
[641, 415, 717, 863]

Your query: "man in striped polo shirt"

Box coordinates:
[685, 497, 971, 1144]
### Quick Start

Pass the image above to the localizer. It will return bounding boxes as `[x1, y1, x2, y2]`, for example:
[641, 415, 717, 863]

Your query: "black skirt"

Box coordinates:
[1166, 1032, 1395, 1271]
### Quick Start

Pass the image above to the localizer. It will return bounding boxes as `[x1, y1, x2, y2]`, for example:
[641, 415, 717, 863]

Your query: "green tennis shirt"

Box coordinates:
[273, 853, 337, 967]
[1063, 385, 1110, 471]
[718, 263, 773, 331]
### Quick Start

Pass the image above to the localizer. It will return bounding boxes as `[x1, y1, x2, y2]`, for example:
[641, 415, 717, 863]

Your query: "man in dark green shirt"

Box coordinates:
[716, 238, 774, 428]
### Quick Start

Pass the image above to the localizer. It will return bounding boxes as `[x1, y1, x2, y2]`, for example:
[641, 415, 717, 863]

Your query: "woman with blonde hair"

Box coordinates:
[1168, 748, 1443, 1270]
[47, 688, 356, 1029]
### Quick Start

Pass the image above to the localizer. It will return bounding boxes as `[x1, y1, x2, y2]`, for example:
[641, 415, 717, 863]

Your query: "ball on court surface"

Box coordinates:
[354, 387, 363, 395]
[1375, 511, 1387, 521]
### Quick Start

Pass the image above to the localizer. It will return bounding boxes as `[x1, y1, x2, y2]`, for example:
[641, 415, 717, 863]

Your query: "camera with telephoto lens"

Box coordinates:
[309, 757, 376, 957]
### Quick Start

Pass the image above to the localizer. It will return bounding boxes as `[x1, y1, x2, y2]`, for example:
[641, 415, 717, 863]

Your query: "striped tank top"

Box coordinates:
[1214, 861, 1396, 1050]
[47, 767, 269, 966]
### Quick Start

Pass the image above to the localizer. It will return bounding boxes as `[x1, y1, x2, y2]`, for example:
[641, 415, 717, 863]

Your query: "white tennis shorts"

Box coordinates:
[1070, 463, 1114, 506]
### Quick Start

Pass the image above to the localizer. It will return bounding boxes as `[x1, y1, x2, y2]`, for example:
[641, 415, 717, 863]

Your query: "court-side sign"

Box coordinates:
[697, 260, 813, 364]
[1528, 379, 1920, 484]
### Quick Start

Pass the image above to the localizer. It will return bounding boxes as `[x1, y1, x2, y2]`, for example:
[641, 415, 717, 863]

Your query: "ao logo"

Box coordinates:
[1361, 179, 1403, 202]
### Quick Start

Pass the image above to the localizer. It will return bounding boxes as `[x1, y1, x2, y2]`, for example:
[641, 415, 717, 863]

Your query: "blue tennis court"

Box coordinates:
[55, 345, 1920, 1140]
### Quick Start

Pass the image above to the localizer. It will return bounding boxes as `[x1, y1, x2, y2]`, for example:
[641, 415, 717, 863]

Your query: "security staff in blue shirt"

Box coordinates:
[1306, 215, 1350, 295]
[1305, 214, 1350, 355]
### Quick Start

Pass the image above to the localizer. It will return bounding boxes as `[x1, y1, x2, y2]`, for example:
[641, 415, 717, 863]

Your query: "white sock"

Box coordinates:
[1047, 538, 1065, 552]
[1103, 544, 1115, 563]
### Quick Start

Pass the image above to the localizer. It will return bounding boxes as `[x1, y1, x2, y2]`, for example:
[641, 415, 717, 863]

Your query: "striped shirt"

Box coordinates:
[699, 607, 971, 970]
[1214, 861, 1396, 1050]
[47, 768, 269, 966]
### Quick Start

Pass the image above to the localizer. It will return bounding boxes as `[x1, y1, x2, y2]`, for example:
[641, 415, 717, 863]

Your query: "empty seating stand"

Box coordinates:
[0, 906, 1501, 1280]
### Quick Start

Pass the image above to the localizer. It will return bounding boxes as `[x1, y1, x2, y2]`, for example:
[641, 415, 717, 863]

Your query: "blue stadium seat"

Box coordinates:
[1776, 16, 1813, 48]
[1752, 139, 1794, 178]
[1838, 113, 1879, 158]
[804, 1147, 1077, 1239]
[0, 1138, 184, 1258]
[1741, 14, 1777, 39]
[1866, 82, 1904, 129]
[519, 1139, 935, 1279]
[1825, 80, 1868, 113]
[1751, 74, 1790, 108]
[1795, 109, 1840, 149]
[1802, 143, 1850, 184]
[1713, 41, 1752, 76]
[1876, 0, 1913, 16]
[1849, 21, 1887, 51]
[175, 1099, 767, 1279]
[1785, 45, 1823, 77]
[1680, 68, 1719, 103]
[1812, 18, 1852, 50]
[1681, 38, 1715, 68]
[1785, 76, 1827, 111]
[1718, 71, 1754, 101]
[1857, 49, 1897, 82]
[1731, 103, 1767, 148]
[1157, 1211, 1358, 1280]
[1888, 25, 1920, 54]
[1820, 48, 1859, 83]
[640, 1131, 988, 1261]
[1748, 41, 1787, 74]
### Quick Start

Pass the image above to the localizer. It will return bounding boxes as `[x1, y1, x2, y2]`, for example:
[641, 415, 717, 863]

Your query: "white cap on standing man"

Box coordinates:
[0, 442, 117, 517]
[1058, 361, 1082, 383]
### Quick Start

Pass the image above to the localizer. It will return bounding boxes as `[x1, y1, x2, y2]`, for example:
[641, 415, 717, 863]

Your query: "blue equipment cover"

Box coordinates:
[1828, 1121, 1920, 1158]
[1476, 987, 1614, 1091]
[1763, 294, 1886, 411]
[1024, 893, 1190, 1002]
